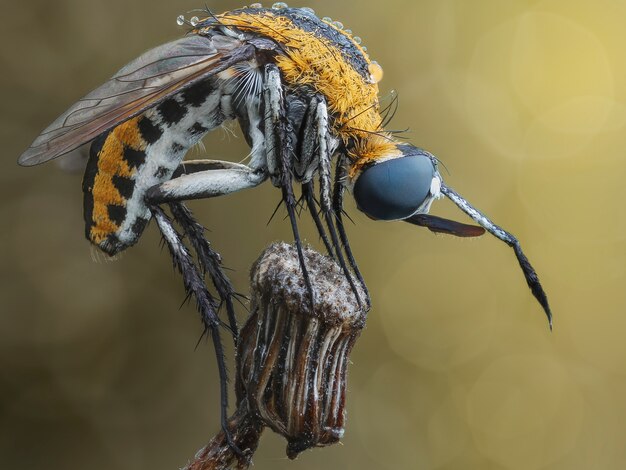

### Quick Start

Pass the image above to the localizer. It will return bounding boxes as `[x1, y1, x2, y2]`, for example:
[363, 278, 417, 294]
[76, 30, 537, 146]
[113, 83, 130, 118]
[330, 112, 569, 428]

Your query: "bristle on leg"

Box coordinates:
[152, 207, 244, 457]
[168, 201, 240, 343]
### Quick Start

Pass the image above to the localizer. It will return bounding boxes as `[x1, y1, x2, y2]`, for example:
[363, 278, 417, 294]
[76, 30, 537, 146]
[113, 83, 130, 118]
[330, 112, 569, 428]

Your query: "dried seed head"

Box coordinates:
[237, 242, 366, 459]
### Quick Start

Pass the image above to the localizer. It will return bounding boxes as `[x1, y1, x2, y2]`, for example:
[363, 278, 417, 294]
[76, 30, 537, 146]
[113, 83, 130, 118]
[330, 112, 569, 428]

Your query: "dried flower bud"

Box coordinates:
[236, 242, 366, 459]
[185, 242, 366, 469]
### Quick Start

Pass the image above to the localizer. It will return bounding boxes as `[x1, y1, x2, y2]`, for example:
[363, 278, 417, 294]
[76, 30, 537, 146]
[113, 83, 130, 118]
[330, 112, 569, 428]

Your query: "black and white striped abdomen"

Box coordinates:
[83, 78, 235, 255]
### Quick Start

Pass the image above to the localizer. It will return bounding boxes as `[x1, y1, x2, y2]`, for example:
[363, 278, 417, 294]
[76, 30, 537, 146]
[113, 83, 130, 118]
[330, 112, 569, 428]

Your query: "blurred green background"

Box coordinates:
[1, 0, 625, 468]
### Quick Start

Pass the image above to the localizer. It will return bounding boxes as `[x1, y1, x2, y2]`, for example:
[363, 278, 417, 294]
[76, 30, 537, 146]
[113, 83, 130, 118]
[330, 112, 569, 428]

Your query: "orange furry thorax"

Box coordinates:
[203, 9, 399, 171]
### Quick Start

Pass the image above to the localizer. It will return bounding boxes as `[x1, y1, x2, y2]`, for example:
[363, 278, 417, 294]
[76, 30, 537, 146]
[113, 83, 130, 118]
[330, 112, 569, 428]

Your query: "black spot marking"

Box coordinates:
[83, 132, 109, 239]
[182, 79, 214, 107]
[188, 122, 208, 136]
[206, 106, 224, 125]
[122, 146, 146, 170]
[158, 98, 187, 125]
[101, 234, 123, 256]
[154, 166, 169, 178]
[131, 217, 150, 236]
[145, 185, 164, 204]
[112, 175, 135, 200]
[171, 142, 185, 153]
[138, 116, 162, 144]
[108, 204, 127, 225]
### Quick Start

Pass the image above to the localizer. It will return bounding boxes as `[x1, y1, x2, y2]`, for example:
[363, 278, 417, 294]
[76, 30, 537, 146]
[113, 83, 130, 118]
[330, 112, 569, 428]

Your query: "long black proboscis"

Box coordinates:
[169, 201, 239, 343]
[152, 207, 242, 454]
[440, 184, 553, 329]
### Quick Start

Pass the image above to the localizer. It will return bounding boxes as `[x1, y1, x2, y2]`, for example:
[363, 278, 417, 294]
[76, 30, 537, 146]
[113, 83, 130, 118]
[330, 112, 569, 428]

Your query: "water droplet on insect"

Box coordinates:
[301, 7, 315, 15]
[362, 46, 368, 52]
[190, 16, 199, 26]
[250, 2, 263, 8]
[333, 21, 344, 30]
[353, 36, 362, 44]
[176, 15, 185, 26]
[272, 2, 288, 9]
[345, 29, 352, 35]
[322, 16, 332, 23]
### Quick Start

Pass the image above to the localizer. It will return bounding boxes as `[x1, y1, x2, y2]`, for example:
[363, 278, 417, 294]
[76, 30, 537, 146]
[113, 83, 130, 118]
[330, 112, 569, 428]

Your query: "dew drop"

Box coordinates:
[272, 2, 288, 9]
[190, 16, 199, 26]
[333, 21, 344, 30]
[250, 2, 263, 8]
[345, 29, 352, 35]
[362, 46, 368, 52]
[176, 15, 185, 26]
[301, 7, 315, 15]
[322, 16, 332, 23]
[353, 36, 362, 44]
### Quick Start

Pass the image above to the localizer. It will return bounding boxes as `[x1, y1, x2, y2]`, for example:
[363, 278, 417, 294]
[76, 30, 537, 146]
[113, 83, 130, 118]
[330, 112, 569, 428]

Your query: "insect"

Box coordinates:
[18, 3, 552, 450]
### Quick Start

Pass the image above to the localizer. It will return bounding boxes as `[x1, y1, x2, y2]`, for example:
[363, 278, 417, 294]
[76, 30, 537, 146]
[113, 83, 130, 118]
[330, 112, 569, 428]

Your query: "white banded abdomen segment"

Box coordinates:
[114, 81, 235, 247]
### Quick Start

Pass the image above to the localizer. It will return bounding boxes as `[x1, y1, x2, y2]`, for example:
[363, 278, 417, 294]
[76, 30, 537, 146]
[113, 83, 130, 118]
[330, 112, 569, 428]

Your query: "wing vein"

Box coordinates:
[19, 35, 255, 166]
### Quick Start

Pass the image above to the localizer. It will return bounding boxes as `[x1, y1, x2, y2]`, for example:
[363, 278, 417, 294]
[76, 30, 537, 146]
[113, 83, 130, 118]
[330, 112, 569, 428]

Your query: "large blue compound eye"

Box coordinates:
[353, 154, 435, 220]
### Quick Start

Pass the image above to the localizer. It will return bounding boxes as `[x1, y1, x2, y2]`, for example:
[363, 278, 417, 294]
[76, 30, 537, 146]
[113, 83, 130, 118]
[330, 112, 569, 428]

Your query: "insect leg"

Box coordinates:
[145, 164, 267, 204]
[332, 153, 371, 309]
[168, 201, 240, 344]
[263, 64, 314, 307]
[302, 180, 335, 258]
[297, 99, 335, 259]
[172, 159, 254, 178]
[152, 207, 242, 454]
[313, 97, 363, 308]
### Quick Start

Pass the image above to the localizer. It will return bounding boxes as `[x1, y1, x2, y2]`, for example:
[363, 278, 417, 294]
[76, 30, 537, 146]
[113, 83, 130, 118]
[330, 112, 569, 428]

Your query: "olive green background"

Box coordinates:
[1, 1, 624, 469]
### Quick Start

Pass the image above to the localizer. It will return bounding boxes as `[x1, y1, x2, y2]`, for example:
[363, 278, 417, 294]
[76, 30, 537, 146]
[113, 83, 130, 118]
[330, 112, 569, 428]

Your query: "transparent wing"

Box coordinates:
[18, 34, 253, 166]
[54, 143, 90, 173]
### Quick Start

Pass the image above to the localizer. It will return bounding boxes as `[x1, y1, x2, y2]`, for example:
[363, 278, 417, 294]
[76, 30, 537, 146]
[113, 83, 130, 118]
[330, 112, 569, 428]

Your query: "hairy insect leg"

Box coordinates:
[301, 180, 335, 258]
[296, 98, 336, 259]
[168, 201, 240, 343]
[313, 97, 363, 308]
[146, 159, 267, 341]
[263, 64, 315, 307]
[332, 154, 371, 309]
[152, 207, 243, 455]
[440, 184, 553, 329]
